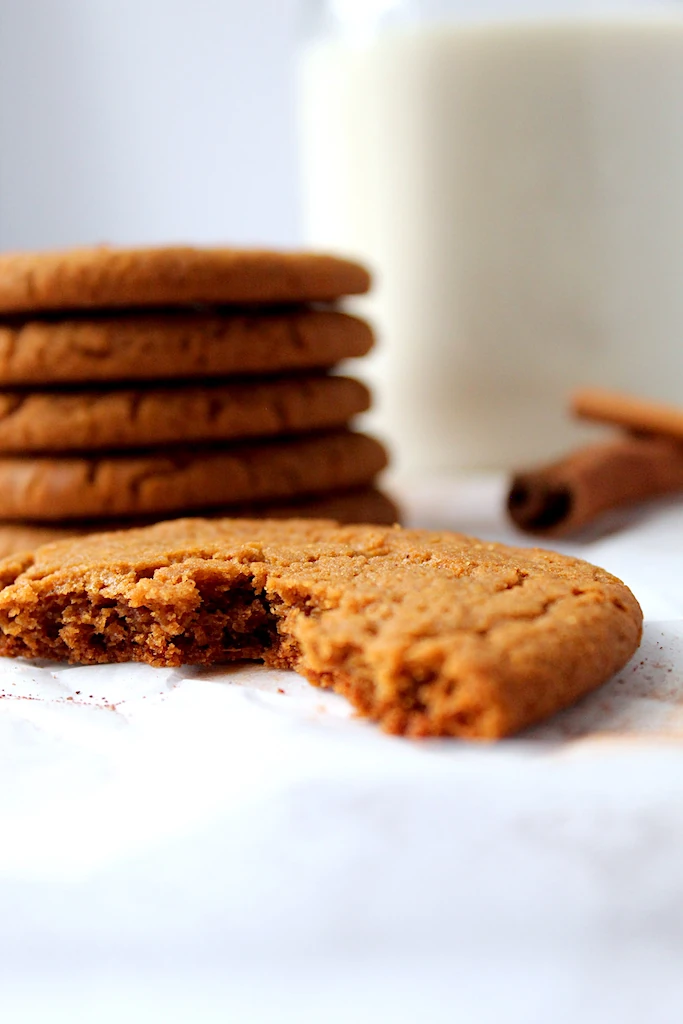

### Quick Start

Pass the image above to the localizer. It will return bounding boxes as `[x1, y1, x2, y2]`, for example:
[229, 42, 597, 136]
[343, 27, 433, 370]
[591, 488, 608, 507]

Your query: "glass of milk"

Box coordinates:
[298, 0, 683, 475]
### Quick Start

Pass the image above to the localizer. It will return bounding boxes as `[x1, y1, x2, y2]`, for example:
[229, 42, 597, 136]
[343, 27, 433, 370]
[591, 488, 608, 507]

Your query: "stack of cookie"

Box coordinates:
[0, 246, 396, 556]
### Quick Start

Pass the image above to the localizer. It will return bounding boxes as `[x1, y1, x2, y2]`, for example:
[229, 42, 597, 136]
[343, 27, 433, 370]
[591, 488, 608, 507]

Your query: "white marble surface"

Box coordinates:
[2, 476, 683, 1023]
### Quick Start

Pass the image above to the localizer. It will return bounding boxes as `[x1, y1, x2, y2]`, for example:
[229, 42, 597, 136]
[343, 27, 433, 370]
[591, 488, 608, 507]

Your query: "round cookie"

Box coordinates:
[0, 431, 388, 520]
[0, 518, 642, 739]
[0, 309, 373, 385]
[0, 375, 371, 452]
[0, 246, 371, 314]
[0, 486, 400, 557]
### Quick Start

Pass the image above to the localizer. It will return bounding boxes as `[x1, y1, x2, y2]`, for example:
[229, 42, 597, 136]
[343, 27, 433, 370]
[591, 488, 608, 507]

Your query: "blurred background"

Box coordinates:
[2, 0, 682, 476]
[0, 0, 302, 251]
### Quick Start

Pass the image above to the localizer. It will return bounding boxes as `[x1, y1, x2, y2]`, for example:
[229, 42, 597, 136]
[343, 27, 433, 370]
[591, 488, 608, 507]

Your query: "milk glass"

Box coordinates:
[299, 0, 683, 474]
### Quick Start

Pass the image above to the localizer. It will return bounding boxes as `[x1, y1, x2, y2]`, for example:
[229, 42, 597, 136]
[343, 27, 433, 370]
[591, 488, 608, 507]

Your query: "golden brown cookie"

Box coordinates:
[0, 518, 642, 739]
[0, 431, 387, 520]
[0, 486, 399, 557]
[0, 308, 372, 385]
[0, 375, 370, 452]
[0, 246, 371, 313]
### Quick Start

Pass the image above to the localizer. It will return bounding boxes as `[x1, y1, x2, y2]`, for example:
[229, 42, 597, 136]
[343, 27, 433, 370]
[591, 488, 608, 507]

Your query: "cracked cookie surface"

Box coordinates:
[0, 518, 643, 739]
[0, 308, 372, 385]
[0, 486, 399, 556]
[0, 431, 387, 520]
[0, 375, 370, 452]
[0, 246, 371, 313]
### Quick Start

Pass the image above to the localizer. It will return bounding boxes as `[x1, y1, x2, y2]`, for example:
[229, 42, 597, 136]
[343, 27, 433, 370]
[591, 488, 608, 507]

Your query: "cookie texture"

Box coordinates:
[0, 246, 371, 313]
[0, 519, 642, 739]
[0, 486, 399, 556]
[0, 309, 372, 385]
[0, 375, 370, 452]
[0, 431, 388, 519]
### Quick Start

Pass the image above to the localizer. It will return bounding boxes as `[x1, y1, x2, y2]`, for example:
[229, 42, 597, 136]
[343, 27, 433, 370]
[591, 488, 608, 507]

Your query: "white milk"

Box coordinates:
[299, 16, 683, 473]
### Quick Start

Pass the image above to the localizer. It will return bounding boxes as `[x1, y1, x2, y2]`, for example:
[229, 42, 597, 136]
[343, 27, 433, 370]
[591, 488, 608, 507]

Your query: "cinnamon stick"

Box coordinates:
[507, 435, 683, 537]
[572, 387, 683, 441]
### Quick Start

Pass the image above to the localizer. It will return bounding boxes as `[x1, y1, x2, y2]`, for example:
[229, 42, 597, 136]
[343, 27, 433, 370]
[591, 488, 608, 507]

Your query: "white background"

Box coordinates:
[0, 0, 661, 253]
[0, 0, 303, 251]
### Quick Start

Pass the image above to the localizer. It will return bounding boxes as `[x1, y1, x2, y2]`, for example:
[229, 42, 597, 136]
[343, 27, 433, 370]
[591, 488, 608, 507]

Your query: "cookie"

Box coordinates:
[0, 308, 372, 385]
[0, 246, 371, 314]
[0, 486, 399, 557]
[0, 375, 370, 452]
[0, 518, 642, 739]
[0, 431, 387, 520]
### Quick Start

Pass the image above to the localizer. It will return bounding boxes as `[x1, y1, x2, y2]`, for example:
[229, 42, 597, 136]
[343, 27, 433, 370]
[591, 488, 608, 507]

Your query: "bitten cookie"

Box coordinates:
[0, 375, 371, 451]
[0, 309, 373, 385]
[0, 518, 642, 739]
[0, 431, 388, 519]
[0, 246, 371, 313]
